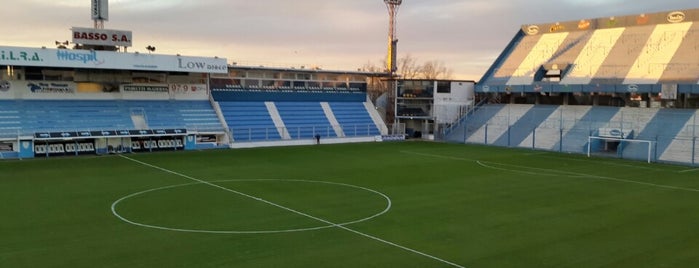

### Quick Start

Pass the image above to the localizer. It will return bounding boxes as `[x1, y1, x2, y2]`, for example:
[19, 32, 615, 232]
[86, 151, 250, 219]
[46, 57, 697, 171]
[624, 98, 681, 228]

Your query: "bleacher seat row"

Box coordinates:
[447, 104, 699, 164]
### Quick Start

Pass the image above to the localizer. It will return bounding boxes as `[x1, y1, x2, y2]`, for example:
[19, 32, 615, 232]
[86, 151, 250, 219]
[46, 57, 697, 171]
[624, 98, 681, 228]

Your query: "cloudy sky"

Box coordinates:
[1, 0, 696, 80]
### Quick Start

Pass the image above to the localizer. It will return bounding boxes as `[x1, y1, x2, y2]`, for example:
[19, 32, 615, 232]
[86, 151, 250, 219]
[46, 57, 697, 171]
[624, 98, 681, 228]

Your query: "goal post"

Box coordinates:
[587, 136, 654, 163]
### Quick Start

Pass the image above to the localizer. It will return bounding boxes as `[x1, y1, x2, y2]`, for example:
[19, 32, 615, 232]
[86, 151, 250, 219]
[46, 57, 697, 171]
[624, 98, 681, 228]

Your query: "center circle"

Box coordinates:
[111, 179, 392, 234]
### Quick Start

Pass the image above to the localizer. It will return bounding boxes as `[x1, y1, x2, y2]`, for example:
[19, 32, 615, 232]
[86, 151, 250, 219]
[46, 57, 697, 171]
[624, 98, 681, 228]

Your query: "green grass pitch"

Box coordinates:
[2, 141, 699, 267]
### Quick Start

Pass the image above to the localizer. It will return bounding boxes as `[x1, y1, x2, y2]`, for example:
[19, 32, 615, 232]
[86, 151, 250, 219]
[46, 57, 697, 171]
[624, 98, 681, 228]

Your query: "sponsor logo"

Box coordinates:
[177, 58, 227, 72]
[122, 85, 168, 92]
[56, 50, 104, 65]
[550, 22, 565, 33]
[169, 84, 204, 93]
[377, 135, 405, 142]
[627, 84, 639, 93]
[73, 31, 130, 44]
[667, 11, 686, 23]
[577, 20, 590, 30]
[609, 129, 623, 137]
[525, 25, 539, 35]
[27, 82, 74, 93]
[0, 50, 43, 62]
[637, 14, 649, 25]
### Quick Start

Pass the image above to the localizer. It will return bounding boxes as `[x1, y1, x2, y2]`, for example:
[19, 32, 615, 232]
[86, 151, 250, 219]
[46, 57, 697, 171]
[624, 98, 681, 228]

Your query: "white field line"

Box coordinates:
[679, 168, 699, 173]
[111, 179, 392, 234]
[475, 161, 588, 178]
[475, 160, 699, 193]
[117, 155, 465, 268]
[399, 151, 478, 162]
[535, 154, 676, 172]
[401, 151, 699, 193]
[408, 148, 676, 173]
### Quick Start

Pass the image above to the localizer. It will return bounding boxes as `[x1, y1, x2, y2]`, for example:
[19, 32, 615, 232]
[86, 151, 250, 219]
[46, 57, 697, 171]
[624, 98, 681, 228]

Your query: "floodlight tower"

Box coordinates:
[384, 0, 402, 126]
[384, 0, 401, 76]
[92, 0, 109, 29]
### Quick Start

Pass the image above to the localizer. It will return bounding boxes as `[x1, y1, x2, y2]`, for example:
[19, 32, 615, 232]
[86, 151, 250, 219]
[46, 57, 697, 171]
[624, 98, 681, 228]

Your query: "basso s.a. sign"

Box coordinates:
[72, 27, 132, 47]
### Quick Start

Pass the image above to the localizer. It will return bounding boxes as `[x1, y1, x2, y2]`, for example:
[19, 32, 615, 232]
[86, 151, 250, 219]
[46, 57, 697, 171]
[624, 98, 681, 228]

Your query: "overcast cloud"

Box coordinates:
[1, 0, 697, 80]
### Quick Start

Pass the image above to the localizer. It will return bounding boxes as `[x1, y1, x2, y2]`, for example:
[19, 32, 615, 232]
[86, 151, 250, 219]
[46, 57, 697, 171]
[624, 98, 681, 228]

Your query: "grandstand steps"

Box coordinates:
[545, 30, 592, 66]
[590, 25, 655, 85]
[469, 104, 532, 145]
[130, 114, 148, 129]
[220, 101, 281, 141]
[623, 109, 696, 160]
[561, 28, 626, 84]
[507, 32, 570, 85]
[363, 102, 388, 135]
[462, 104, 506, 143]
[328, 102, 382, 137]
[265, 101, 291, 139]
[560, 106, 620, 153]
[623, 22, 693, 85]
[660, 137, 697, 164]
[275, 102, 335, 139]
[661, 23, 699, 83]
[320, 102, 345, 137]
[510, 105, 559, 148]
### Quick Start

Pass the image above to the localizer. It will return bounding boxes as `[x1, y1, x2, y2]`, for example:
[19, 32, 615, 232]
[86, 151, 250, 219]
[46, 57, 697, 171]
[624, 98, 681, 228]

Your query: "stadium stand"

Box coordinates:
[219, 101, 282, 141]
[1, 100, 223, 135]
[0, 101, 22, 138]
[328, 102, 382, 137]
[127, 100, 224, 132]
[495, 105, 558, 147]
[275, 102, 336, 139]
[216, 100, 383, 142]
[444, 8, 699, 165]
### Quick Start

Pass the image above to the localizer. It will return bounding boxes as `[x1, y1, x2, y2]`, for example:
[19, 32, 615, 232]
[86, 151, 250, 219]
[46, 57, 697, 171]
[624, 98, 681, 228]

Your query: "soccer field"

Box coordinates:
[2, 142, 699, 267]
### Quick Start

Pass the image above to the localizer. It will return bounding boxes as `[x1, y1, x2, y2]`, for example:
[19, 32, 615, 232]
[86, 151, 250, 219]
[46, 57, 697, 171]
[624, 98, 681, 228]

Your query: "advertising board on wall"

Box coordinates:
[522, 8, 699, 35]
[27, 81, 76, 93]
[121, 84, 169, 92]
[72, 27, 132, 47]
[0, 46, 228, 74]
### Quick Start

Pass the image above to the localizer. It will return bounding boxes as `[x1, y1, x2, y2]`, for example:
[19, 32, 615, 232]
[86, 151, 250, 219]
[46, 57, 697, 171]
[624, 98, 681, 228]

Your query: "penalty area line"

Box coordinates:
[117, 155, 465, 268]
[679, 168, 699, 173]
[475, 160, 699, 193]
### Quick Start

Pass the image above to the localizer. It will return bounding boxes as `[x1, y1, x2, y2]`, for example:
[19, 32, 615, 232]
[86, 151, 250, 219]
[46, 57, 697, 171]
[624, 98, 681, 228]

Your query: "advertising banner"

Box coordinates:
[121, 84, 169, 92]
[169, 83, 206, 94]
[0, 46, 228, 74]
[26, 81, 76, 94]
[72, 27, 132, 47]
[522, 8, 698, 35]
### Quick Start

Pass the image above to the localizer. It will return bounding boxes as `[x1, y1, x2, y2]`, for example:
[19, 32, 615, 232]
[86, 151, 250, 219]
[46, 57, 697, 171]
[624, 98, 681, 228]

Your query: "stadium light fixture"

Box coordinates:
[55, 40, 70, 49]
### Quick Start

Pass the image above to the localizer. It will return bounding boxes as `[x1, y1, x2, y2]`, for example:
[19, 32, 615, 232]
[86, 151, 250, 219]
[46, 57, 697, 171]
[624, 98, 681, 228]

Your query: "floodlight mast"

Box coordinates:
[92, 0, 109, 29]
[384, 0, 401, 75]
[383, 0, 402, 126]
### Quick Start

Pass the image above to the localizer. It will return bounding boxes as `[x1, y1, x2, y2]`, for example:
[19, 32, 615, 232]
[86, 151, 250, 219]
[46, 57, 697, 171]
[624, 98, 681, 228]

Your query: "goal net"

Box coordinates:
[587, 136, 655, 163]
